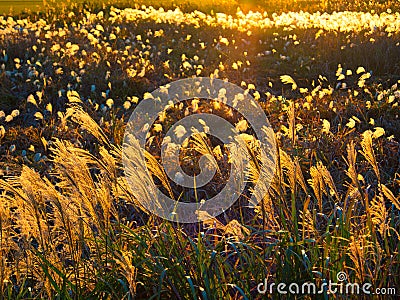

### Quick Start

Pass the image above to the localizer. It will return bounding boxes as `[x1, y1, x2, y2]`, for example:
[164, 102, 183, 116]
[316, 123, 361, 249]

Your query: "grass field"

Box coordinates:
[0, 0, 399, 299]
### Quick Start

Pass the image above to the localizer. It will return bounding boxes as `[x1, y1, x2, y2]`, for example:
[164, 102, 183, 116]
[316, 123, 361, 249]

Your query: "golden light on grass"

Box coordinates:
[0, 0, 399, 298]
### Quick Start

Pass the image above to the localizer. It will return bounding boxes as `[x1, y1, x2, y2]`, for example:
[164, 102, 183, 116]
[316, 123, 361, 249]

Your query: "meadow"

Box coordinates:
[0, 0, 399, 299]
